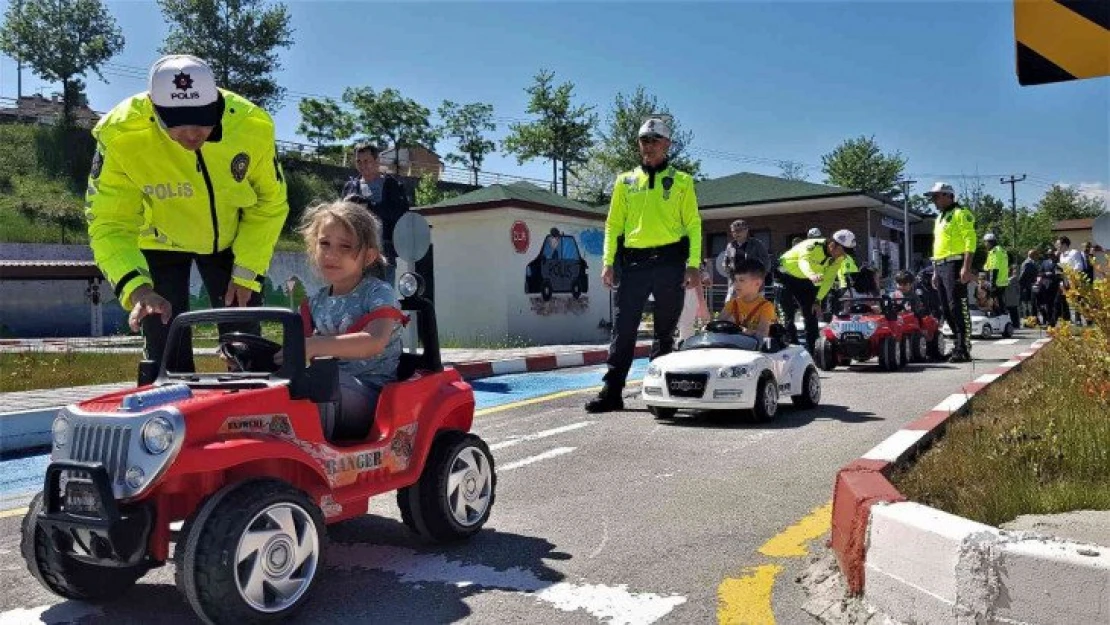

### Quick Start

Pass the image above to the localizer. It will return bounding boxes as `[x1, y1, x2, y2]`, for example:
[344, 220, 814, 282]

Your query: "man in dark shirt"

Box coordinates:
[723, 219, 770, 301]
[341, 143, 411, 284]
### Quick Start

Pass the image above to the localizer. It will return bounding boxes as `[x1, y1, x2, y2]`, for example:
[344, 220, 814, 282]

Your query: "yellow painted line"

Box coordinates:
[717, 501, 832, 625]
[0, 507, 28, 519]
[717, 564, 782, 625]
[1015, 0, 1110, 80]
[474, 380, 642, 417]
[758, 502, 833, 558]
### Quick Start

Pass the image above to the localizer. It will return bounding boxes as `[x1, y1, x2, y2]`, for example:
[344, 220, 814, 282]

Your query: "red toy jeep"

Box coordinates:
[894, 306, 946, 363]
[20, 273, 496, 624]
[814, 295, 908, 371]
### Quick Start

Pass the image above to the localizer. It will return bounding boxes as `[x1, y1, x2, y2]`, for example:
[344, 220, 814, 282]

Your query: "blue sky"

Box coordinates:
[0, 0, 1106, 209]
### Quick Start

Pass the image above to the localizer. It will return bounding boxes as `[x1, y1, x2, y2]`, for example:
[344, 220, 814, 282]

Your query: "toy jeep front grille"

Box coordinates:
[70, 423, 132, 487]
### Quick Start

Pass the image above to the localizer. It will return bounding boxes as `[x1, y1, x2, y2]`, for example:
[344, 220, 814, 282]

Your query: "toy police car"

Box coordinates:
[942, 308, 1014, 339]
[642, 320, 821, 422]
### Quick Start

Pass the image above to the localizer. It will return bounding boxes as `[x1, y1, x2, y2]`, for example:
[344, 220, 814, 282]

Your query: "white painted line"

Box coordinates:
[1017, 351, 1035, 358]
[0, 604, 104, 625]
[862, 429, 930, 463]
[554, 352, 585, 368]
[995, 339, 1019, 345]
[974, 373, 1002, 384]
[998, 360, 1020, 368]
[327, 543, 686, 623]
[500, 447, 576, 471]
[490, 422, 595, 451]
[491, 358, 528, 375]
[933, 394, 970, 414]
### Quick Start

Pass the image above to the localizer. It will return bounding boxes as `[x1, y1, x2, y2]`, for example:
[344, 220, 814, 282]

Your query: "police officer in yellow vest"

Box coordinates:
[926, 181, 975, 362]
[85, 55, 289, 373]
[982, 233, 1009, 316]
[777, 230, 857, 353]
[586, 117, 703, 413]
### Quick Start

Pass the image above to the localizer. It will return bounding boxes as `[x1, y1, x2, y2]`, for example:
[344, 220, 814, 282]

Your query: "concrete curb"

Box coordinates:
[829, 336, 1051, 593]
[0, 342, 650, 454]
[828, 337, 1110, 623]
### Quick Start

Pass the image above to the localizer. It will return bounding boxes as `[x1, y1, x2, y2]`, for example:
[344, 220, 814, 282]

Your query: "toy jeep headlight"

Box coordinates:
[398, 272, 424, 298]
[718, 365, 752, 378]
[52, 416, 70, 449]
[141, 416, 175, 455]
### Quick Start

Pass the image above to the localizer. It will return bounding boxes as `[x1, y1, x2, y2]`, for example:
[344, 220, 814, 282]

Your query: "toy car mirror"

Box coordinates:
[394, 212, 431, 263]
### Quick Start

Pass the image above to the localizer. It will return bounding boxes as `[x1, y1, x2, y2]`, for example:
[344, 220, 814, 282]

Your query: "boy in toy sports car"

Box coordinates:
[719, 258, 777, 341]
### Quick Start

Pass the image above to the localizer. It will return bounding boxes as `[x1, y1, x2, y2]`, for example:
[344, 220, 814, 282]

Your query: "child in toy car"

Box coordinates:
[294, 200, 405, 425]
[718, 258, 777, 341]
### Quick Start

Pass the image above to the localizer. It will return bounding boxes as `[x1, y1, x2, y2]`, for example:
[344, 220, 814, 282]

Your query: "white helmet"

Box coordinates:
[808, 227, 823, 238]
[983, 233, 997, 243]
[832, 229, 857, 250]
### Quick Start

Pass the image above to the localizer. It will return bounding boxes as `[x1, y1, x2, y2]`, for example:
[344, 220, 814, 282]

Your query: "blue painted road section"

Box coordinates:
[0, 358, 648, 506]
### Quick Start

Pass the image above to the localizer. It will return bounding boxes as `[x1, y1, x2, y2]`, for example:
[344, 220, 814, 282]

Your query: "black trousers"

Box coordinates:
[935, 260, 971, 354]
[778, 273, 820, 350]
[602, 259, 685, 391]
[141, 249, 262, 372]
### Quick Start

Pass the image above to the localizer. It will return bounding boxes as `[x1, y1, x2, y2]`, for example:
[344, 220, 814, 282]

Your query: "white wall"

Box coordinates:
[426, 212, 511, 343]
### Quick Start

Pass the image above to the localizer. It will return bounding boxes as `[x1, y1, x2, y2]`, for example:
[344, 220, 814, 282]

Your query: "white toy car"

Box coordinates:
[642, 321, 821, 422]
[942, 308, 1014, 339]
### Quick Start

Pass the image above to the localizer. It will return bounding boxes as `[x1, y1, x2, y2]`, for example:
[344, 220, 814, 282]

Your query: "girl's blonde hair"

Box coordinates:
[297, 200, 387, 275]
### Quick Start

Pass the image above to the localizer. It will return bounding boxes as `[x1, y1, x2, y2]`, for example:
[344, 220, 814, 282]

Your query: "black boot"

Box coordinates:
[585, 385, 624, 413]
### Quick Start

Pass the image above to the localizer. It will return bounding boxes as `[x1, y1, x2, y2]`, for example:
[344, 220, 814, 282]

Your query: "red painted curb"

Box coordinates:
[828, 338, 1052, 596]
[524, 354, 558, 372]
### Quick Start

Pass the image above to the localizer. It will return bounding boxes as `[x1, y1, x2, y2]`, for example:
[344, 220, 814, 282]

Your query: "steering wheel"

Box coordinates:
[705, 319, 743, 335]
[218, 332, 283, 373]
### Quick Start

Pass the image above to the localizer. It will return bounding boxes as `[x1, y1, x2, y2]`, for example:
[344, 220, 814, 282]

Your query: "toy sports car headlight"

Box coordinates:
[717, 365, 752, 378]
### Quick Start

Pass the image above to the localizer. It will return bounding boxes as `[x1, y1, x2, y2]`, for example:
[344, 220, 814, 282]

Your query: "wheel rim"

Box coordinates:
[918, 334, 927, 355]
[764, 380, 778, 415]
[447, 445, 493, 527]
[807, 370, 821, 404]
[234, 502, 320, 613]
[982, 325, 991, 338]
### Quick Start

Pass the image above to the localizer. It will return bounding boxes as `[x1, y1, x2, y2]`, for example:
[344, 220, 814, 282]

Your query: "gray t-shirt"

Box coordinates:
[307, 275, 402, 389]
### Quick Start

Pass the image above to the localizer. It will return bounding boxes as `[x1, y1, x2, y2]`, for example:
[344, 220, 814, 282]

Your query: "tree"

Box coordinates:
[414, 171, 459, 206]
[0, 0, 123, 126]
[343, 87, 437, 173]
[779, 160, 808, 181]
[156, 0, 294, 111]
[589, 86, 701, 184]
[438, 101, 496, 186]
[1035, 184, 1107, 222]
[820, 135, 906, 193]
[502, 69, 597, 196]
[296, 97, 353, 155]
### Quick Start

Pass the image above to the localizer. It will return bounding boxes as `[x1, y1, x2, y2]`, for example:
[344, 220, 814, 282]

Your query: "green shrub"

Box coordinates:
[284, 169, 338, 233]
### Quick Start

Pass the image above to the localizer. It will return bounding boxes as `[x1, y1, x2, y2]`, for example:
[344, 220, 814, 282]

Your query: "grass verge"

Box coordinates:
[892, 341, 1110, 527]
[0, 352, 224, 393]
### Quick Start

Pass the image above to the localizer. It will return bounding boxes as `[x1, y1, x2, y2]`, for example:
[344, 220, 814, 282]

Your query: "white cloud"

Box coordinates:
[1077, 182, 1110, 205]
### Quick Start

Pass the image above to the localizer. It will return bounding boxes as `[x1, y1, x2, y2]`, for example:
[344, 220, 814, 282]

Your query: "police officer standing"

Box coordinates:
[926, 182, 975, 362]
[777, 230, 857, 353]
[982, 233, 1009, 316]
[586, 117, 703, 413]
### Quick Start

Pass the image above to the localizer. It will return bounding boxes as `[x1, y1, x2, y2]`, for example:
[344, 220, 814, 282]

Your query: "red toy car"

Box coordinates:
[895, 307, 946, 363]
[814, 296, 907, 371]
[20, 274, 496, 624]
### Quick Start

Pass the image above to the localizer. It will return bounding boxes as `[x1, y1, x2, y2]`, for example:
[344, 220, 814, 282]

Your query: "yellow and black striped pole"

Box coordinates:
[1014, 0, 1109, 85]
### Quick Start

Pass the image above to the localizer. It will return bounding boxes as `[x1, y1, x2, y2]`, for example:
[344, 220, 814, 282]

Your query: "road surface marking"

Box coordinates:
[490, 422, 595, 451]
[474, 380, 641, 418]
[717, 501, 832, 624]
[500, 447, 576, 471]
[995, 338, 1019, 345]
[717, 564, 781, 624]
[0, 604, 103, 624]
[328, 543, 687, 624]
[758, 502, 833, 558]
[0, 507, 28, 519]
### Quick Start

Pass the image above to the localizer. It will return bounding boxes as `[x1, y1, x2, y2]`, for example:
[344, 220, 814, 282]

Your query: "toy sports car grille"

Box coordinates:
[666, 372, 708, 398]
[70, 423, 132, 486]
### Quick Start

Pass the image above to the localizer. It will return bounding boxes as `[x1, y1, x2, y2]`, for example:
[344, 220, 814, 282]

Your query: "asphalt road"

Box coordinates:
[0, 332, 1041, 625]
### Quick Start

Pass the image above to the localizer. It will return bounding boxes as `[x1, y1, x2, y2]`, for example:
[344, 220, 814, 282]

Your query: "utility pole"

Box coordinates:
[15, 0, 23, 99]
[1001, 175, 1026, 249]
[897, 178, 916, 270]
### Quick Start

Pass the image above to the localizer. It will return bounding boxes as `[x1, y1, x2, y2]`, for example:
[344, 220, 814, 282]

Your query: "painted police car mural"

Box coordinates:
[526, 228, 589, 301]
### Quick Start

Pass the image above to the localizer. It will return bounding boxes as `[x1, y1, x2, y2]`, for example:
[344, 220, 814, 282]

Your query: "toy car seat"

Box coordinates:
[762, 323, 788, 352]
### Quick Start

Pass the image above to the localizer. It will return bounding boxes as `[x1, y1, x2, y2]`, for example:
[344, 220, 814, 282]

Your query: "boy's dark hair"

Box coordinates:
[895, 270, 915, 285]
[353, 143, 381, 158]
[731, 257, 766, 279]
[1056, 235, 1071, 247]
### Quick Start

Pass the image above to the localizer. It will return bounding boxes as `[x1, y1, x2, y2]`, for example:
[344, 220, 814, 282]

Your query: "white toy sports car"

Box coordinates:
[942, 309, 1014, 339]
[642, 321, 822, 422]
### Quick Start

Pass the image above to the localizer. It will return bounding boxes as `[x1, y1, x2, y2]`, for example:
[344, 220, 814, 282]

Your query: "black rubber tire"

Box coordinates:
[174, 480, 326, 625]
[20, 492, 146, 602]
[910, 332, 927, 363]
[981, 324, 992, 339]
[791, 366, 821, 408]
[1003, 323, 1014, 338]
[571, 281, 581, 299]
[815, 337, 836, 371]
[750, 374, 779, 422]
[878, 337, 897, 371]
[648, 406, 677, 419]
[541, 282, 553, 301]
[927, 332, 947, 361]
[397, 431, 496, 543]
